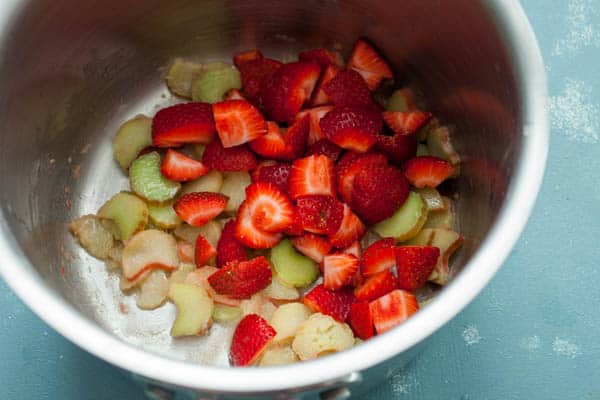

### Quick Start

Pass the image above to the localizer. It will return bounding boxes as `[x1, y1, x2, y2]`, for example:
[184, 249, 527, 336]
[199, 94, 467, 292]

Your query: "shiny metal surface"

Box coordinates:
[0, 0, 547, 396]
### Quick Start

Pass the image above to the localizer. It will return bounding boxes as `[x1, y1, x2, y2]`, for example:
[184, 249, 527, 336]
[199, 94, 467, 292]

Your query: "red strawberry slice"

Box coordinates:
[306, 139, 343, 162]
[248, 121, 287, 159]
[347, 38, 393, 91]
[403, 156, 454, 188]
[252, 161, 291, 194]
[238, 57, 283, 104]
[375, 133, 417, 165]
[283, 114, 310, 159]
[382, 111, 432, 135]
[354, 270, 397, 302]
[283, 211, 305, 236]
[294, 106, 333, 145]
[290, 233, 332, 263]
[152, 103, 216, 147]
[245, 182, 295, 233]
[296, 195, 344, 235]
[347, 301, 374, 340]
[323, 253, 359, 290]
[329, 203, 365, 249]
[260, 61, 321, 122]
[173, 192, 228, 227]
[234, 200, 282, 249]
[322, 69, 375, 108]
[369, 289, 419, 334]
[201, 139, 257, 171]
[298, 48, 344, 68]
[212, 100, 268, 147]
[160, 149, 210, 181]
[208, 256, 272, 299]
[341, 241, 362, 259]
[195, 234, 217, 267]
[224, 88, 246, 101]
[216, 220, 248, 268]
[320, 106, 382, 152]
[233, 49, 263, 69]
[229, 314, 276, 366]
[351, 164, 409, 224]
[361, 238, 397, 276]
[289, 154, 335, 199]
[335, 152, 388, 204]
[303, 284, 355, 322]
[310, 64, 341, 106]
[396, 246, 440, 291]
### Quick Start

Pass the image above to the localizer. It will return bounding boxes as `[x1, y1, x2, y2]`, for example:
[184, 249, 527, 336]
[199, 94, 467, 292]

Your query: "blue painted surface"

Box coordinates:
[2, 0, 600, 398]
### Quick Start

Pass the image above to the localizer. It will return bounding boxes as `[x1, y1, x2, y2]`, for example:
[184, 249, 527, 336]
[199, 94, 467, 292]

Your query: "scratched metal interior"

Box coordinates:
[0, 0, 519, 365]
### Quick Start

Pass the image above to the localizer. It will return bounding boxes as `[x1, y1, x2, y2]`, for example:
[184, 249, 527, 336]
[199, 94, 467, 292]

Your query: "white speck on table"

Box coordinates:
[549, 78, 600, 143]
[519, 335, 542, 352]
[461, 325, 482, 346]
[552, 0, 600, 56]
[552, 337, 580, 359]
[390, 371, 418, 395]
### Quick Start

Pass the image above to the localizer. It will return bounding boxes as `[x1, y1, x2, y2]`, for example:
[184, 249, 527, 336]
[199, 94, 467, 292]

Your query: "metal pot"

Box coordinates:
[0, 0, 547, 398]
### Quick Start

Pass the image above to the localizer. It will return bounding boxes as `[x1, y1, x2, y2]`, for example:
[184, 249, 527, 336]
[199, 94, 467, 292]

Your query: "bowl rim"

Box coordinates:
[0, 0, 548, 394]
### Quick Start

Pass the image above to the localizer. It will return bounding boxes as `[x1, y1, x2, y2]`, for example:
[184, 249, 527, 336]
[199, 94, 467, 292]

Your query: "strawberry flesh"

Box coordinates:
[161, 149, 209, 181]
[294, 106, 333, 145]
[335, 152, 388, 205]
[403, 156, 454, 188]
[216, 220, 248, 268]
[310, 64, 340, 106]
[319, 106, 382, 152]
[152, 103, 216, 147]
[329, 203, 365, 249]
[306, 139, 343, 162]
[396, 245, 440, 291]
[229, 314, 276, 366]
[323, 253, 359, 290]
[322, 69, 375, 108]
[303, 284, 355, 322]
[245, 182, 295, 233]
[235, 200, 282, 249]
[233, 49, 263, 69]
[347, 301, 374, 340]
[238, 58, 283, 104]
[298, 48, 343, 68]
[289, 154, 335, 199]
[375, 133, 417, 165]
[248, 121, 287, 159]
[347, 38, 394, 91]
[173, 192, 228, 227]
[296, 195, 344, 235]
[354, 270, 397, 302]
[369, 289, 419, 334]
[202, 138, 257, 171]
[382, 111, 432, 136]
[208, 256, 272, 299]
[195, 234, 217, 267]
[361, 238, 397, 276]
[212, 100, 268, 148]
[253, 162, 291, 194]
[290, 233, 332, 263]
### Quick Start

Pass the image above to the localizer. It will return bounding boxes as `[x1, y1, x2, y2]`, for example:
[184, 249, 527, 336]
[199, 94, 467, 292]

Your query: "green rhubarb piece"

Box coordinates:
[98, 192, 148, 241]
[414, 188, 446, 211]
[406, 228, 463, 285]
[386, 88, 414, 112]
[427, 126, 461, 165]
[113, 115, 153, 171]
[270, 239, 319, 288]
[192, 62, 241, 103]
[212, 304, 243, 322]
[129, 152, 181, 202]
[148, 200, 182, 229]
[181, 170, 223, 195]
[373, 191, 428, 242]
[416, 143, 429, 157]
[165, 58, 204, 99]
[220, 171, 251, 214]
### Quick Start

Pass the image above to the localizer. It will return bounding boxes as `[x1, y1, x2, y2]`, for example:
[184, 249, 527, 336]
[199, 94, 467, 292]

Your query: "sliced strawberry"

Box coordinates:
[260, 61, 321, 122]
[296, 195, 344, 235]
[229, 314, 276, 366]
[342, 241, 362, 259]
[354, 270, 397, 302]
[238, 57, 283, 104]
[310, 64, 341, 106]
[322, 69, 375, 108]
[351, 163, 409, 224]
[396, 245, 440, 291]
[289, 154, 335, 199]
[252, 161, 291, 194]
[382, 111, 432, 135]
[303, 284, 355, 322]
[375, 133, 417, 165]
[224, 88, 246, 101]
[216, 220, 248, 268]
[233, 49, 263, 69]
[306, 139, 343, 162]
[290, 233, 332, 263]
[403, 156, 454, 188]
[298, 48, 344, 68]
[195, 234, 217, 267]
[283, 114, 310, 159]
[347, 301, 374, 340]
[320, 106, 382, 152]
[212, 100, 268, 147]
[283, 211, 305, 236]
[323, 253, 359, 290]
[245, 182, 295, 233]
[176, 240, 194, 263]
[248, 121, 287, 159]
[161, 149, 210, 181]
[329, 203, 365, 249]
[208, 256, 272, 299]
[234, 200, 282, 249]
[202, 139, 257, 171]
[369, 289, 419, 334]
[335, 152, 388, 204]
[152, 103, 216, 147]
[347, 38, 393, 91]
[173, 192, 228, 227]
[294, 106, 333, 145]
[361, 238, 397, 276]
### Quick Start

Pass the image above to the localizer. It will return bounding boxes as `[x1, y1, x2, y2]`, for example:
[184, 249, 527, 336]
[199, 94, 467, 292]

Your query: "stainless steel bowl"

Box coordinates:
[0, 0, 547, 398]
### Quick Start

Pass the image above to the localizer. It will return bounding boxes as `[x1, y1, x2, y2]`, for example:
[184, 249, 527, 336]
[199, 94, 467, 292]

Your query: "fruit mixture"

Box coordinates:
[69, 38, 463, 367]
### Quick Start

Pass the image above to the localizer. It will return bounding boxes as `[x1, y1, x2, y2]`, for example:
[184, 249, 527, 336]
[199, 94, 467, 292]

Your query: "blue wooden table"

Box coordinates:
[2, 1, 600, 398]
